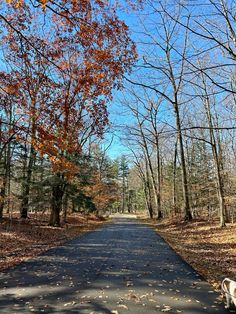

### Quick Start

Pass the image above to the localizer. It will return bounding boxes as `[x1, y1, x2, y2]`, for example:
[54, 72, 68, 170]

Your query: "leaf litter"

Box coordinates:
[143, 217, 236, 289]
[0, 212, 107, 271]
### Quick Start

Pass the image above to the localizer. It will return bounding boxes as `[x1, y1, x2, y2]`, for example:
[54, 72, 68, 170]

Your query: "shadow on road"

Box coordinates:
[0, 218, 233, 313]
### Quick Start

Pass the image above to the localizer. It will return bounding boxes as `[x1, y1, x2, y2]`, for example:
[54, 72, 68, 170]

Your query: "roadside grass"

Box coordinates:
[0, 212, 107, 271]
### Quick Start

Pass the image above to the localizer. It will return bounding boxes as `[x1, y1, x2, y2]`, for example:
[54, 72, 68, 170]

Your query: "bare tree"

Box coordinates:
[126, 2, 193, 220]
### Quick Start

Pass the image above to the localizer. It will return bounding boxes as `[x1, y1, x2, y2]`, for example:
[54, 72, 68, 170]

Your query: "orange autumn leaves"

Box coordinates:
[1, 1, 137, 179]
[5, 0, 46, 9]
[4, 0, 144, 11]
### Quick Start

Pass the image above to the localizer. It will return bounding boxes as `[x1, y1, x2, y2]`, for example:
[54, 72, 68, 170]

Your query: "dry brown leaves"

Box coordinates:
[0, 212, 107, 271]
[142, 217, 236, 289]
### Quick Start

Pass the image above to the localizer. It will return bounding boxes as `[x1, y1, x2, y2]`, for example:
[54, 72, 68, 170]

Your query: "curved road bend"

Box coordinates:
[0, 216, 232, 313]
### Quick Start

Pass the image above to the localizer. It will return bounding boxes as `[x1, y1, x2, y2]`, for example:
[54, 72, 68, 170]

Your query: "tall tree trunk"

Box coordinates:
[0, 110, 12, 221]
[49, 174, 65, 226]
[174, 102, 192, 220]
[166, 41, 192, 221]
[20, 94, 37, 219]
[72, 200, 76, 212]
[127, 190, 131, 213]
[0, 185, 6, 222]
[138, 119, 162, 219]
[143, 183, 153, 218]
[172, 138, 178, 215]
[155, 135, 162, 219]
[20, 143, 35, 218]
[6, 138, 11, 215]
[0, 150, 7, 222]
[133, 153, 153, 218]
[144, 155, 153, 218]
[63, 191, 68, 223]
[122, 175, 125, 213]
[213, 103, 229, 223]
[203, 93, 226, 227]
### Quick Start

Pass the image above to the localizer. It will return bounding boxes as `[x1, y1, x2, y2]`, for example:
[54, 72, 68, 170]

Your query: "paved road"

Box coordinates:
[0, 217, 232, 313]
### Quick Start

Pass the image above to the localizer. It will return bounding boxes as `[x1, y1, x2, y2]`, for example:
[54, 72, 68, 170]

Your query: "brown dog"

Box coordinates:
[221, 278, 236, 309]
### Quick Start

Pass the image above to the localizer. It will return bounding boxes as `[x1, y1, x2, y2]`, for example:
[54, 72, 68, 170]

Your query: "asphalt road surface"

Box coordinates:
[0, 216, 233, 313]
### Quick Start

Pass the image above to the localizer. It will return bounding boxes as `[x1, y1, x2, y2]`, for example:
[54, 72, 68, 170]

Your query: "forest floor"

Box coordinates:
[0, 212, 107, 271]
[141, 216, 236, 290]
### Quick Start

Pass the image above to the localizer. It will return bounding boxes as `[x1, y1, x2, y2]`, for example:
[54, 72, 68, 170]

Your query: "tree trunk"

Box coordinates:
[155, 135, 162, 219]
[134, 154, 153, 219]
[49, 181, 64, 227]
[72, 200, 76, 212]
[172, 138, 178, 215]
[0, 170, 7, 222]
[211, 139, 226, 227]
[63, 192, 68, 223]
[164, 34, 192, 221]
[214, 103, 229, 223]
[0, 111, 12, 221]
[122, 175, 126, 213]
[174, 103, 192, 220]
[202, 82, 226, 227]
[0, 145, 9, 222]
[20, 143, 35, 218]
[20, 93, 37, 219]
[139, 121, 162, 219]
[144, 156, 153, 218]
[143, 182, 153, 218]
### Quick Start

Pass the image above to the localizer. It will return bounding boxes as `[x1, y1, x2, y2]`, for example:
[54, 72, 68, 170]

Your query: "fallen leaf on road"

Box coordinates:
[126, 281, 133, 287]
[118, 304, 128, 309]
[161, 305, 172, 312]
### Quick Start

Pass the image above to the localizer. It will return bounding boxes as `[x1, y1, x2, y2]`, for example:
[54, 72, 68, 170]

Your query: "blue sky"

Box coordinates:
[105, 6, 150, 159]
[105, 0, 236, 159]
[105, 3, 174, 159]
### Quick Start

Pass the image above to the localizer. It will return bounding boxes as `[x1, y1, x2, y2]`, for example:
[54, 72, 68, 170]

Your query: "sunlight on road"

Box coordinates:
[0, 218, 228, 313]
[109, 213, 137, 219]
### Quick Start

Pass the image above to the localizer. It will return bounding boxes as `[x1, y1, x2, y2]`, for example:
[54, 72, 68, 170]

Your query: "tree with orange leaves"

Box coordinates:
[0, 0, 137, 225]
